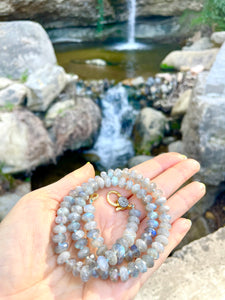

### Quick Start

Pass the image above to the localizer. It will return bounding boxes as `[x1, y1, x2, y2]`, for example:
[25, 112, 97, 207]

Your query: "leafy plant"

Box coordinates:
[0, 103, 15, 112]
[97, 0, 104, 34]
[160, 63, 176, 71]
[192, 0, 225, 31]
[20, 69, 29, 83]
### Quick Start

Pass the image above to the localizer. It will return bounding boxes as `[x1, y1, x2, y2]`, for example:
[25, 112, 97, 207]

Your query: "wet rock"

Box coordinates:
[128, 155, 153, 168]
[182, 37, 213, 51]
[50, 97, 101, 155]
[122, 77, 145, 87]
[85, 59, 107, 66]
[0, 109, 54, 173]
[171, 89, 192, 117]
[0, 83, 28, 108]
[26, 64, 67, 112]
[168, 141, 184, 154]
[133, 107, 167, 153]
[211, 31, 225, 46]
[0, 21, 56, 79]
[0, 78, 13, 90]
[0, 182, 31, 221]
[161, 48, 219, 71]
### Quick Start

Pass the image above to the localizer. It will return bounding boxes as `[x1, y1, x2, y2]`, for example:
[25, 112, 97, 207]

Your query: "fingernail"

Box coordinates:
[178, 154, 187, 160]
[192, 159, 201, 169]
[86, 162, 91, 165]
[199, 182, 206, 192]
[184, 219, 192, 230]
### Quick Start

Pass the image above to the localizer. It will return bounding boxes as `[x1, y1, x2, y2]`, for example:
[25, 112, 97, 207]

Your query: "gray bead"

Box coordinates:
[100, 171, 107, 178]
[147, 248, 159, 259]
[67, 222, 80, 232]
[114, 168, 122, 177]
[82, 183, 94, 195]
[108, 169, 114, 177]
[152, 241, 164, 253]
[68, 212, 81, 222]
[158, 205, 170, 213]
[95, 176, 105, 189]
[135, 258, 147, 273]
[82, 212, 94, 222]
[128, 216, 140, 224]
[159, 213, 171, 222]
[153, 189, 163, 198]
[57, 207, 70, 216]
[105, 250, 117, 266]
[109, 267, 119, 282]
[142, 254, 154, 268]
[104, 176, 111, 188]
[146, 182, 156, 192]
[98, 269, 109, 280]
[97, 256, 109, 272]
[84, 221, 97, 231]
[65, 258, 76, 272]
[120, 266, 129, 282]
[91, 237, 104, 248]
[84, 204, 95, 213]
[72, 230, 85, 240]
[75, 238, 88, 249]
[122, 168, 129, 178]
[118, 177, 126, 188]
[96, 245, 107, 256]
[52, 234, 66, 244]
[63, 195, 75, 205]
[143, 194, 153, 204]
[60, 201, 71, 209]
[54, 242, 68, 254]
[129, 208, 141, 218]
[57, 251, 70, 265]
[80, 266, 90, 282]
[116, 238, 129, 252]
[112, 243, 125, 264]
[78, 247, 90, 259]
[141, 233, 153, 246]
[74, 197, 86, 206]
[132, 183, 140, 194]
[126, 222, 138, 232]
[123, 234, 135, 247]
[146, 203, 157, 211]
[125, 250, 134, 262]
[71, 205, 83, 214]
[155, 235, 169, 246]
[136, 189, 147, 199]
[72, 261, 83, 276]
[128, 262, 139, 278]
[142, 177, 150, 187]
[85, 255, 96, 269]
[126, 180, 133, 190]
[118, 196, 129, 208]
[135, 239, 147, 252]
[155, 197, 167, 205]
[55, 215, 68, 224]
[157, 227, 170, 237]
[87, 229, 100, 239]
[130, 244, 140, 258]
[160, 222, 172, 229]
[53, 225, 67, 234]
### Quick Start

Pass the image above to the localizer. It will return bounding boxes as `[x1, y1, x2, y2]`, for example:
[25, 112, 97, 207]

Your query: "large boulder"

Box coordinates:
[0, 83, 28, 108]
[135, 226, 225, 300]
[0, 109, 54, 173]
[181, 43, 225, 185]
[211, 31, 225, 46]
[133, 107, 167, 153]
[161, 49, 219, 71]
[26, 64, 67, 111]
[50, 97, 101, 155]
[0, 21, 56, 79]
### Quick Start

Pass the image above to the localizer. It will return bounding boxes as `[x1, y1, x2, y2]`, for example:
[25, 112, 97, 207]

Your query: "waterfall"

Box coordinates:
[87, 85, 137, 170]
[128, 0, 136, 45]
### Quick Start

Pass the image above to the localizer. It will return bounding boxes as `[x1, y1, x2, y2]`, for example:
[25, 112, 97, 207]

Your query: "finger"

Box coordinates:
[31, 163, 95, 202]
[167, 181, 206, 223]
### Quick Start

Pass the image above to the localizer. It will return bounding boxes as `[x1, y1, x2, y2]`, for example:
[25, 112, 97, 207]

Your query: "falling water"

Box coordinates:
[86, 85, 137, 170]
[128, 0, 136, 45]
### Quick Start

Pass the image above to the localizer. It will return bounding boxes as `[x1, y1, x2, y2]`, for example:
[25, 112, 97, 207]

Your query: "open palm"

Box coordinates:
[0, 153, 205, 300]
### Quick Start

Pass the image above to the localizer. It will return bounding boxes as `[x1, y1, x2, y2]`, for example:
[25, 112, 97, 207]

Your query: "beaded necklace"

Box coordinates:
[52, 168, 171, 282]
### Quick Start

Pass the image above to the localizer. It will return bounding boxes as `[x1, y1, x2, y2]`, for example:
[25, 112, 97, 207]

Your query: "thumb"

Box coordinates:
[43, 162, 95, 200]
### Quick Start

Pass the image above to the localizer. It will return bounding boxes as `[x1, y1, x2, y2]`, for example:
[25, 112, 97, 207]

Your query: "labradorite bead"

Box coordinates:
[65, 258, 76, 272]
[57, 207, 69, 216]
[129, 208, 141, 218]
[118, 196, 129, 208]
[127, 262, 139, 278]
[152, 241, 164, 253]
[145, 227, 157, 237]
[114, 168, 122, 177]
[96, 245, 107, 256]
[74, 197, 86, 207]
[71, 205, 83, 214]
[95, 176, 105, 189]
[159, 213, 171, 222]
[78, 247, 90, 259]
[108, 169, 114, 177]
[67, 222, 80, 232]
[52, 234, 66, 244]
[55, 242, 68, 254]
[135, 239, 147, 252]
[84, 221, 97, 231]
[91, 237, 104, 248]
[75, 238, 88, 249]
[97, 256, 109, 272]
[109, 267, 119, 282]
[126, 222, 138, 232]
[72, 230, 85, 240]
[158, 205, 170, 213]
[128, 216, 140, 224]
[116, 238, 129, 252]
[147, 248, 159, 259]
[141, 233, 152, 246]
[132, 183, 140, 194]
[57, 251, 70, 265]
[53, 225, 67, 234]
[126, 180, 133, 190]
[155, 235, 169, 246]
[147, 219, 159, 228]
[87, 229, 100, 239]
[143, 194, 153, 204]
[130, 244, 140, 258]
[157, 227, 170, 237]
[80, 266, 90, 282]
[155, 196, 167, 205]
[98, 269, 109, 280]
[142, 254, 154, 268]
[72, 261, 83, 276]
[119, 266, 129, 282]
[146, 203, 157, 211]
[60, 201, 71, 209]
[105, 250, 117, 266]
[82, 212, 94, 222]
[160, 222, 172, 229]
[112, 243, 126, 260]
[136, 189, 147, 199]
[118, 177, 126, 188]
[63, 195, 75, 205]
[135, 258, 147, 273]
[104, 176, 111, 187]
[111, 176, 119, 186]
[55, 215, 68, 224]
[84, 204, 95, 213]
[123, 234, 135, 247]
[148, 211, 158, 220]
[68, 212, 81, 222]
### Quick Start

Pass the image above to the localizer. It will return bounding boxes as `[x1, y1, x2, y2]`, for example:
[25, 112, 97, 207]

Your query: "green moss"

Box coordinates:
[160, 63, 176, 71]
[0, 103, 15, 112]
[20, 69, 29, 83]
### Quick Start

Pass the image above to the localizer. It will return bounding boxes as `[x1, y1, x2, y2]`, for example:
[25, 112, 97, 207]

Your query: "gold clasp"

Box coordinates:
[89, 193, 99, 203]
[106, 191, 134, 211]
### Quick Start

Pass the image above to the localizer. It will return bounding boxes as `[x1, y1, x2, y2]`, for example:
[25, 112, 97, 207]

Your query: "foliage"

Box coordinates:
[97, 0, 104, 34]
[192, 0, 225, 31]
[20, 69, 29, 83]
[0, 103, 15, 112]
[160, 63, 176, 71]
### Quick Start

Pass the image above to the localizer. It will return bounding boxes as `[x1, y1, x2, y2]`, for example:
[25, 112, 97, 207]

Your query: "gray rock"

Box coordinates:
[0, 83, 28, 108]
[50, 97, 101, 155]
[122, 76, 145, 87]
[85, 59, 106, 66]
[0, 78, 13, 90]
[0, 182, 31, 221]
[211, 31, 225, 45]
[26, 64, 67, 111]
[161, 49, 219, 71]
[133, 107, 167, 153]
[168, 141, 184, 154]
[135, 227, 225, 300]
[128, 155, 153, 168]
[171, 89, 192, 117]
[0, 109, 54, 173]
[0, 21, 56, 79]
[182, 37, 213, 51]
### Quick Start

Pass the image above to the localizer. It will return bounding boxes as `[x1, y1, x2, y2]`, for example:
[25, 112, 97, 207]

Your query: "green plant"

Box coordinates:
[20, 69, 29, 83]
[192, 0, 225, 31]
[160, 63, 176, 71]
[97, 0, 104, 34]
[0, 102, 15, 112]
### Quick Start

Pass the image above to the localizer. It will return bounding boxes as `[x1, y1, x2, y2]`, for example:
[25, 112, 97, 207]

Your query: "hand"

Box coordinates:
[0, 153, 205, 300]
